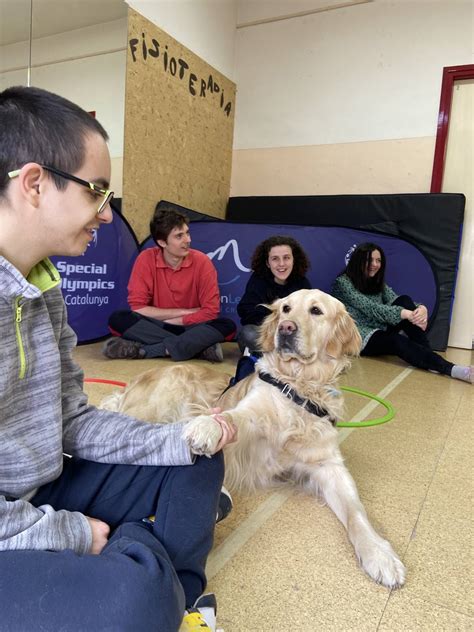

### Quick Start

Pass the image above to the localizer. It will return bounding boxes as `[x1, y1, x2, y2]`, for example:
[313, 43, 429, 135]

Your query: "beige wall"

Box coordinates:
[231, 0, 472, 348]
[232, 0, 472, 198]
[231, 137, 436, 196]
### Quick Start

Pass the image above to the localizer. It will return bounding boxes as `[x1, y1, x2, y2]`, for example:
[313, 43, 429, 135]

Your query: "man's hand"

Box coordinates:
[86, 517, 110, 554]
[209, 407, 238, 452]
[183, 407, 238, 456]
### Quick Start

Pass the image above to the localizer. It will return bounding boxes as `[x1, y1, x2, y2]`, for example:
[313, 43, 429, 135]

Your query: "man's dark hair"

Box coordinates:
[150, 203, 190, 244]
[251, 235, 310, 280]
[344, 242, 386, 294]
[0, 86, 108, 198]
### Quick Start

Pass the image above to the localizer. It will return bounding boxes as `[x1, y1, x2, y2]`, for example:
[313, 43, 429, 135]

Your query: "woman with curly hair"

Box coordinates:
[236, 235, 311, 353]
[332, 242, 472, 383]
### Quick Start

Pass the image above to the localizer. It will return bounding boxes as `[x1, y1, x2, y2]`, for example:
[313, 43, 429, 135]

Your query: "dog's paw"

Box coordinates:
[182, 415, 222, 456]
[358, 538, 406, 589]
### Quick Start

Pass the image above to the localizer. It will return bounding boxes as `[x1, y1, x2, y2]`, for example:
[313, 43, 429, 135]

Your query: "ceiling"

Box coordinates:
[0, 0, 128, 47]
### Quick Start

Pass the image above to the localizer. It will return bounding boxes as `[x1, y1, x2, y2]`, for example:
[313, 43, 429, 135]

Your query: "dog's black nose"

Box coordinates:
[279, 320, 297, 336]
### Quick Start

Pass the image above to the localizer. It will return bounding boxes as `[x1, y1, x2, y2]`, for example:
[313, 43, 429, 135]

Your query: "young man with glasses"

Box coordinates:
[103, 204, 236, 363]
[0, 85, 236, 631]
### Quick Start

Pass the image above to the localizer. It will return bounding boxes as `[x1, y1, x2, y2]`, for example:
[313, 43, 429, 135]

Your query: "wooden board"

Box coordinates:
[123, 8, 236, 241]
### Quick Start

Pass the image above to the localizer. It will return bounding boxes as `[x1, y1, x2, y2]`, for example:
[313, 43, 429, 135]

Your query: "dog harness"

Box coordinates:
[258, 371, 337, 425]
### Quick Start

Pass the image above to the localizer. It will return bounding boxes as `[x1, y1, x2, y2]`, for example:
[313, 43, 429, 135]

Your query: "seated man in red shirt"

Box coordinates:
[103, 205, 236, 362]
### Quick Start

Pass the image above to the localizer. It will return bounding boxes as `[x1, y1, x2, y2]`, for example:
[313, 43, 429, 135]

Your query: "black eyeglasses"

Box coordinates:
[8, 165, 114, 215]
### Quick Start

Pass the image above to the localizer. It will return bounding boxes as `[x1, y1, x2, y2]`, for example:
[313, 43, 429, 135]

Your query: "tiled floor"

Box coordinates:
[77, 342, 473, 632]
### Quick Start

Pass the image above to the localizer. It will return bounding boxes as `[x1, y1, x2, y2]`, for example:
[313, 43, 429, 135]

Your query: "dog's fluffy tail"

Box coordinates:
[99, 390, 124, 412]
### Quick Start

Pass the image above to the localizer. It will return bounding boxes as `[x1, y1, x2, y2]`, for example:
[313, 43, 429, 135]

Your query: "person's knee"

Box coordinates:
[393, 295, 416, 310]
[237, 325, 260, 352]
[108, 309, 138, 332]
[115, 566, 184, 630]
[105, 532, 185, 629]
[210, 317, 236, 339]
[0, 543, 185, 632]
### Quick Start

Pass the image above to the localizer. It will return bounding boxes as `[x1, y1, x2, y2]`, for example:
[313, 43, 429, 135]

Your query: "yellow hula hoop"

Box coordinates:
[336, 386, 395, 428]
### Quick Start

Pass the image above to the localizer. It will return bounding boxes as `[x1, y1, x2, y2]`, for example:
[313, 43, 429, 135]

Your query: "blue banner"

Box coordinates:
[54, 217, 438, 343]
[142, 222, 437, 329]
[52, 210, 139, 343]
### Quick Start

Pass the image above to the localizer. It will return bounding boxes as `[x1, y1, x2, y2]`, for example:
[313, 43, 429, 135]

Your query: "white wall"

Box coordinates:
[126, 0, 238, 79]
[234, 0, 474, 149]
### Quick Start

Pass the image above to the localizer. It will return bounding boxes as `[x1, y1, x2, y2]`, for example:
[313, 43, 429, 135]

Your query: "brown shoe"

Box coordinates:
[102, 337, 146, 359]
[198, 343, 224, 363]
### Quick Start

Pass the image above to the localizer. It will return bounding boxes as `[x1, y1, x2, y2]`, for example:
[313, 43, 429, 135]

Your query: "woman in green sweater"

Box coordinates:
[332, 242, 472, 383]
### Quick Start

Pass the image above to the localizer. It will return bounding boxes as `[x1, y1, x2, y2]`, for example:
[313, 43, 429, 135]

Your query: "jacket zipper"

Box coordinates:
[14, 297, 26, 379]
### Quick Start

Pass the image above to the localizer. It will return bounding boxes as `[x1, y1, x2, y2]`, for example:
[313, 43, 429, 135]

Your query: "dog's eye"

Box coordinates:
[282, 304, 291, 314]
[310, 306, 323, 315]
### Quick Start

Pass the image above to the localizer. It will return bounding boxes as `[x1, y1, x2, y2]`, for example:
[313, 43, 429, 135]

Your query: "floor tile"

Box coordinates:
[379, 592, 473, 631]
[402, 510, 473, 616]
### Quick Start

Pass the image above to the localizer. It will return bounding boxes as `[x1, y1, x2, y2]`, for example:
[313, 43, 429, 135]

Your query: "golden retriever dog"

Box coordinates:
[101, 289, 406, 588]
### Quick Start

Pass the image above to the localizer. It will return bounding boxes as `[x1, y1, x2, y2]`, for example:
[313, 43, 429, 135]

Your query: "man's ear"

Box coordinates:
[16, 163, 44, 207]
[156, 239, 167, 249]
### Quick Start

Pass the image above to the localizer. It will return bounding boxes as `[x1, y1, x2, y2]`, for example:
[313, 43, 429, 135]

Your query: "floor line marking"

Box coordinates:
[206, 489, 292, 579]
[206, 367, 413, 580]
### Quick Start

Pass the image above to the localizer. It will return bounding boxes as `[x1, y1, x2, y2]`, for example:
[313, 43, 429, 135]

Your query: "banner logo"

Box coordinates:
[207, 239, 251, 285]
[345, 243, 358, 265]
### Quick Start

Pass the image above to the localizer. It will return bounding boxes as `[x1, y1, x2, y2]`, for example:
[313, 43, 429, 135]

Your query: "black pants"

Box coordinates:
[236, 324, 260, 353]
[362, 295, 454, 375]
[109, 310, 236, 361]
[0, 453, 224, 631]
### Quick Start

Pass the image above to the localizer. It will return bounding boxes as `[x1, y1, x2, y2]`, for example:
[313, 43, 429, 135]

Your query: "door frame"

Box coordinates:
[431, 64, 474, 192]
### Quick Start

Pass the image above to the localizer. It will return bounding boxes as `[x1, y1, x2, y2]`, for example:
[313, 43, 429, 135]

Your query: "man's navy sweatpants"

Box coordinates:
[0, 452, 224, 631]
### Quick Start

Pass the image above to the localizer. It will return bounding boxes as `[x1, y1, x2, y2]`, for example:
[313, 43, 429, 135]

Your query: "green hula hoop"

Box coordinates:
[85, 378, 394, 429]
[336, 386, 395, 428]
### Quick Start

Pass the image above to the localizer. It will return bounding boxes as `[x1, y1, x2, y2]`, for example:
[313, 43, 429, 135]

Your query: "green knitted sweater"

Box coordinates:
[332, 274, 403, 349]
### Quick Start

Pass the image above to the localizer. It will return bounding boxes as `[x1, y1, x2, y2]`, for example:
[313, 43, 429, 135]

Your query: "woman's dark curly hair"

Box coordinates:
[251, 235, 310, 281]
[344, 242, 386, 294]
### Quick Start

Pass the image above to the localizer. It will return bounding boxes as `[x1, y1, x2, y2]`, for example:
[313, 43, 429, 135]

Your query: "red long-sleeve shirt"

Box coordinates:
[127, 247, 220, 326]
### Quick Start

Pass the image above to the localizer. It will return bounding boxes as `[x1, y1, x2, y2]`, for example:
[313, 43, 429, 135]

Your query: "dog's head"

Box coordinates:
[258, 289, 361, 364]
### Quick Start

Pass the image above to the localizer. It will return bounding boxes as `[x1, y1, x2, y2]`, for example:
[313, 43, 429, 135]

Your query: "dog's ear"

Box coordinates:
[258, 301, 281, 352]
[326, 309, 362, 358]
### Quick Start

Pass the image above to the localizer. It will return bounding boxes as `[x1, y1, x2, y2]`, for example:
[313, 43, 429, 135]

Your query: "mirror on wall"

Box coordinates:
[1, 0, 128, 90]
[0, 0, 32, 89]
[0, 0, 129, 196]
